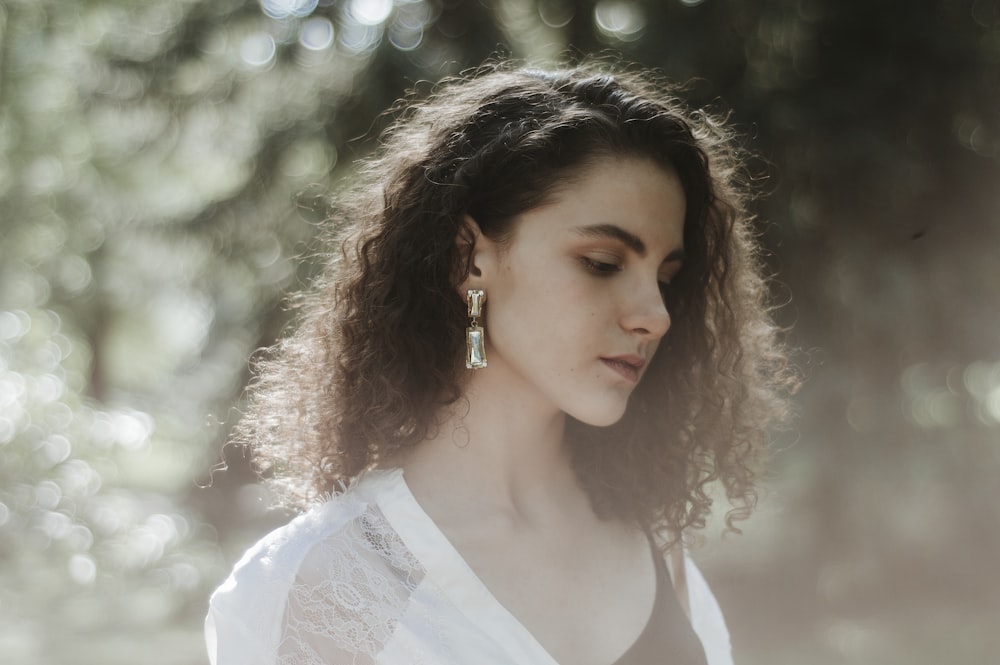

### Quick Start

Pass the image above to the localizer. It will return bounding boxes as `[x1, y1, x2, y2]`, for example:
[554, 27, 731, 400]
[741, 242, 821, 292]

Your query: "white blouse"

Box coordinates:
[205, 469, 734, 665]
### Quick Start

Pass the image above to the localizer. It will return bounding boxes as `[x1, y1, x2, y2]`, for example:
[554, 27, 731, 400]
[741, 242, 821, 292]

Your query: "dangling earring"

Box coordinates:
[465, 288, 487, 369]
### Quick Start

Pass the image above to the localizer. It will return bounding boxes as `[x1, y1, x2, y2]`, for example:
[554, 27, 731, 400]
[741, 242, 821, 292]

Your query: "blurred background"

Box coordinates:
[1, 0, 998, 663]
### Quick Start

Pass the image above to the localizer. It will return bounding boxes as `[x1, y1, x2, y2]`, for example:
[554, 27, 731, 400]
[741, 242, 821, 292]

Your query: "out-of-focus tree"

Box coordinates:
[0, 0, 359, 660]
[2, 1, 998, 663]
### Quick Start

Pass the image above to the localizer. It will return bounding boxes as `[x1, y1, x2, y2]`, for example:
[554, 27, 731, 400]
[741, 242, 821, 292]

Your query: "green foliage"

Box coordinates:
[0, 308, 222, 663]
[2, 0, 999, 663]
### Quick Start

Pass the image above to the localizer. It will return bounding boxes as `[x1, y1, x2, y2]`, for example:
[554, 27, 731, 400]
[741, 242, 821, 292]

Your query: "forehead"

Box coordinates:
[510, 156, 687, 250]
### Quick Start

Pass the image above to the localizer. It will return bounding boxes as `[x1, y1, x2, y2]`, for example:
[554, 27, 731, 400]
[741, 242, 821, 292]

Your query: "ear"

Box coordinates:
[456, 214, 499, 291]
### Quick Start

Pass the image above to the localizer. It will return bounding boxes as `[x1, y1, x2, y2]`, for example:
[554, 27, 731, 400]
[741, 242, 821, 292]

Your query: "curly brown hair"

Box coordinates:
[234, 60, 796, 538]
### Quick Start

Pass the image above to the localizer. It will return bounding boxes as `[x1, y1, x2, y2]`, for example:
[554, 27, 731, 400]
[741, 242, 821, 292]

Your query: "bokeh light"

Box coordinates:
[339, 20, 383, 54]
[538, 0, 575, 28]
[299, 16, 335, 50]
[348, 0, 394, 26]
[240, 32, 277, 68]
[259, 0, 319, 20]
[593, 0, 646, 42]
[388, 4, 426, 53]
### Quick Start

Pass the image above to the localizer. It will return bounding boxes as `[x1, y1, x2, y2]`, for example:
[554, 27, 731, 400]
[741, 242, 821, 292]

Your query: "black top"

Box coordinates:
[610, 542, 709, 665]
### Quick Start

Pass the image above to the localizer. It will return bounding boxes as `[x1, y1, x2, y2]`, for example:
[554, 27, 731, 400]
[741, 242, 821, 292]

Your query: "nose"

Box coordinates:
[620, 279, 671, 339]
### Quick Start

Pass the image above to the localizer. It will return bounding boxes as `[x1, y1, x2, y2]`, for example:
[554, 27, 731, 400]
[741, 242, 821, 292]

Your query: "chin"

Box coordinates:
[569, 401, 629, 428]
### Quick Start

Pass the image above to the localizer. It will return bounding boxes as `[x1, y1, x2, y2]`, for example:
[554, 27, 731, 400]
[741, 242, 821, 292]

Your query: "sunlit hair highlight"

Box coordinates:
[234, 60, 797, 540]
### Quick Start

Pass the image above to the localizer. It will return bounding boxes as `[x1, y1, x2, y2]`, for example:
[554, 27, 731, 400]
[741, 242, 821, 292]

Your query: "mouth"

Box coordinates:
[600, 355, 645, 383]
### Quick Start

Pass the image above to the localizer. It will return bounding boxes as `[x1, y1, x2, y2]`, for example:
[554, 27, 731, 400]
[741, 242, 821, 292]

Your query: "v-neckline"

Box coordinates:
[361, 468, 663, 665]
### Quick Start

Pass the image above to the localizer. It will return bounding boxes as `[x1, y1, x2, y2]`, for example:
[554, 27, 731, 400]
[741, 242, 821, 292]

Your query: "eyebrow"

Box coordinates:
[573, 223, 686, 263]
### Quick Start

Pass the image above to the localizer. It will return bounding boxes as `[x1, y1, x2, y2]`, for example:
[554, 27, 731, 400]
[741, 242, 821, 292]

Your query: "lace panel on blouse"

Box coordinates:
[276, 505, 427, 665]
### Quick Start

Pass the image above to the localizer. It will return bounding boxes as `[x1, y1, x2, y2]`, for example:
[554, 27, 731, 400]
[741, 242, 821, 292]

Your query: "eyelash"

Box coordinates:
[581, 257, 675, 293]
[580, 257, 621, 275]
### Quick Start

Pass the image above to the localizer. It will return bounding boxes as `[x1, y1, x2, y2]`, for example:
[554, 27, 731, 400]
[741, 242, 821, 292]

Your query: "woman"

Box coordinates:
[206, 61, 794, 665]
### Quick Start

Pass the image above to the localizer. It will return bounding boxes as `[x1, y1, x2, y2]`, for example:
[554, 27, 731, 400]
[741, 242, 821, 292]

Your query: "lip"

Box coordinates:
[600, 355, 645, 383]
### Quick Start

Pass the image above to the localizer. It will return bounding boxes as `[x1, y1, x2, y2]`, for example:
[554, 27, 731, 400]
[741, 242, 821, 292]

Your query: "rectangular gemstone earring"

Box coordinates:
[465, 288, 487, 369]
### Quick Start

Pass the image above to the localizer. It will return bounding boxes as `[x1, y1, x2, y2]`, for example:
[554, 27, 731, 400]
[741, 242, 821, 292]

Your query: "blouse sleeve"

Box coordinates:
[205, 498, 373, 665]
[684, 556, 734, 665]
[205, 560, 281, 664]
[205, 496, 414, 665]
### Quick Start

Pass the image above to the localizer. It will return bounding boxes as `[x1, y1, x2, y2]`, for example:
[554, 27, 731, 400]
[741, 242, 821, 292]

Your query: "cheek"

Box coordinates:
[491, 255, 606, 339]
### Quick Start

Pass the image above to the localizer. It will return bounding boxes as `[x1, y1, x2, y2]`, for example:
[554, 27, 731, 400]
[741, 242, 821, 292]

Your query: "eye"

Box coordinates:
[657, 271, 676, 289]
[658, 270, 681, 307]
[580, 256, 622, 275]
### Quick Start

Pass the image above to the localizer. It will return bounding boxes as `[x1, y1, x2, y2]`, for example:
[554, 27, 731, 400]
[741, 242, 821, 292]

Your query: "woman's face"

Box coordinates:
[470, 155, 687, 427]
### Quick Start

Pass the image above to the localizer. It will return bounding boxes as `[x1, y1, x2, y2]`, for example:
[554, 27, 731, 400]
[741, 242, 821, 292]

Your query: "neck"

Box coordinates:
[396, 365, 585, 523]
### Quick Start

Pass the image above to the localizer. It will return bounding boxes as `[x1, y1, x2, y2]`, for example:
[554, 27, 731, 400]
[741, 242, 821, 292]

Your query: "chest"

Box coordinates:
[444, 527, 660, 665]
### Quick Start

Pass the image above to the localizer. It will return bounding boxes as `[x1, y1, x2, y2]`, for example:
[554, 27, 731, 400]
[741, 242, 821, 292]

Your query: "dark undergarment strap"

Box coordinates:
[609, 537, 709, 665]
